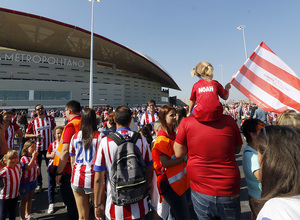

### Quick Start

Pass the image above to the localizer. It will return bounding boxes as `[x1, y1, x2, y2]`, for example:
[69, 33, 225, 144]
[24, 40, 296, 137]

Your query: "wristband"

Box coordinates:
[94, 203, 102, 208]
[56, 172, 63, 175]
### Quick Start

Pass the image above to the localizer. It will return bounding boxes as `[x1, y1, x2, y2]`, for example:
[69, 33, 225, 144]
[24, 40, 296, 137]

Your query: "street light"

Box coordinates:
[237, 25, 248, 60]
[89, 0, 101, 108]
[218, 64, 224, 86]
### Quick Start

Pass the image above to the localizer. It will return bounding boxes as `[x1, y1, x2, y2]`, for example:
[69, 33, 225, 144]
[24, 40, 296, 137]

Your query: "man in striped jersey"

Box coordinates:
[25, 104, 56, 193]
[139, 99, 159, 132]
[94, 106, 153, 220]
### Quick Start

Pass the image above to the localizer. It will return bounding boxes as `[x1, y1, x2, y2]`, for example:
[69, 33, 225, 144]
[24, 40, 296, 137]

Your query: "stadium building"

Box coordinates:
[0, 7, 180, 110]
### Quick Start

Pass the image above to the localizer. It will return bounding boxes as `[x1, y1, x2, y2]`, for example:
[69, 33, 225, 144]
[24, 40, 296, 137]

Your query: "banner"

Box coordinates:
[231, 41, 300, 113]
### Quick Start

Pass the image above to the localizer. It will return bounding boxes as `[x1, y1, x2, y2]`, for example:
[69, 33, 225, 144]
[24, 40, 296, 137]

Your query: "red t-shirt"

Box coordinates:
[62, 115, 81, 174]
[175, 115, 242, 197]
[190, 79, 227, 121]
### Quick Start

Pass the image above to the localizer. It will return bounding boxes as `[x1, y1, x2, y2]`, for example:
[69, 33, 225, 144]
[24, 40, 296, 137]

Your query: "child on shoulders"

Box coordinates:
[189, 61, 231, 121]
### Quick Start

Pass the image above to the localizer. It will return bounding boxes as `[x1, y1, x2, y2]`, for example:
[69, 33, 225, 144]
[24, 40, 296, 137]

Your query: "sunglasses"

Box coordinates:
[36, 108, 44, 111]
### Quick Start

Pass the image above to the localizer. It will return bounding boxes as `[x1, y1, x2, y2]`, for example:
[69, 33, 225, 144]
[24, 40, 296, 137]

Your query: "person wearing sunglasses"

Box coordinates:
[25, 104, 56, 193]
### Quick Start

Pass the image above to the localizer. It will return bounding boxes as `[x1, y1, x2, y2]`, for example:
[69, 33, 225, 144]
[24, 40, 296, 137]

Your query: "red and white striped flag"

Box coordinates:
[231, 41, 300, 113]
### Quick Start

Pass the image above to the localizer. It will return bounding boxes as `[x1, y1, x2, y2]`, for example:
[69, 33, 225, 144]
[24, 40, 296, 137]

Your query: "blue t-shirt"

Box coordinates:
[242, 145, 262, 199]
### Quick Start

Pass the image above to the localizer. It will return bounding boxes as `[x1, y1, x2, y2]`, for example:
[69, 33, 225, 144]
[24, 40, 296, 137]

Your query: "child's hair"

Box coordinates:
[191, 62, 214, 79]
[21, 140, 36, 156]
[241, 119, 265, 144]
[275, 109, 300, 129]
[53, 126, 64, 139]
[1, 150, 18, 167]
[256, 125, 300, 202]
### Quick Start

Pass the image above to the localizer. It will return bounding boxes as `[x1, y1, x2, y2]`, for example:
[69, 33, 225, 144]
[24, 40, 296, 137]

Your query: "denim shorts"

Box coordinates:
[191, 189, 241, 220]
[71, 183, 94, 194]
[20, 181, 37, 195]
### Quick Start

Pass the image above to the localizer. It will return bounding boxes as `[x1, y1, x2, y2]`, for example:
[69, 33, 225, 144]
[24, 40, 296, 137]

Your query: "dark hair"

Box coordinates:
[159, 105, 176, 136]
[107, 112, 116, 127]
[80, 108, 97, 150]
[35, 104, 43, 110]
[176, 107, 187, 127]
[115, 106, 132, 126]
[17, 114, 28, 125]
[241, 119, 265, 144]
[66, 100, 81, 113]
[139, 126, 153, 145]
[147, 99, 156, 106]
[256, 125, 300, 202]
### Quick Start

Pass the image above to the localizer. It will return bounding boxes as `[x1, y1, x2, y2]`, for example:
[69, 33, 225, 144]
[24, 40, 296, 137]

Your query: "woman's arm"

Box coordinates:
[159, 155, 184, 168]
[70, 156, 75, 170]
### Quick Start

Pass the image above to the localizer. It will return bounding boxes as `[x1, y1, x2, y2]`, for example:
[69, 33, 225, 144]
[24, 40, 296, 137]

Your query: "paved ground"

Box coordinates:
[13, 117, 252, 219]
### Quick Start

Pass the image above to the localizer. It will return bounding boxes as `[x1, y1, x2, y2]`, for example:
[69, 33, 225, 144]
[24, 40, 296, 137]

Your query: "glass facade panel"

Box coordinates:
[0, 91, 29, 100]
[34, 91, 71, 100]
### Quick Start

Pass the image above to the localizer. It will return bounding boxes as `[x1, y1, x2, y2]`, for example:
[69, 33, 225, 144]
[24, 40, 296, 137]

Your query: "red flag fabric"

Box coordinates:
[231, 41, 300, 113]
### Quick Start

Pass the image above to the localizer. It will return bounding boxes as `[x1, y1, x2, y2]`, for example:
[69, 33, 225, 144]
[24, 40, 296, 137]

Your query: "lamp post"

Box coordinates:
[237, 25, 248, 60]
[89, 0, 100, 108]
[219, 64, 224, 86]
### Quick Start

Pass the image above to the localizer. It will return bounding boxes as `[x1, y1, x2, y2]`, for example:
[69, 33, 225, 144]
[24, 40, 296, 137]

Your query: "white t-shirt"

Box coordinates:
[257, 195, 300, 220]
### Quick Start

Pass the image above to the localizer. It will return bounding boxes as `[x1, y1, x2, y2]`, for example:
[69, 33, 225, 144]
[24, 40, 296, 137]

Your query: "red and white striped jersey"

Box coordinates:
[94, 128, 153, 220]
[140, 111, 159, 127]
[20, 155, 38, 183]
[5, 123, 20, 149]
[47, 140, 59, 167]
[69, 131, 104, 188]
[0, 164, 21, 199]
[26, 116, 56, 151]
[242, 107, 249, 117]
[229, 108, 238, 120]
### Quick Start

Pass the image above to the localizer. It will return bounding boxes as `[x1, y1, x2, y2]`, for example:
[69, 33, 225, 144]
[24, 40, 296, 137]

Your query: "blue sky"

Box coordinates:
[1, 0, 300, 101]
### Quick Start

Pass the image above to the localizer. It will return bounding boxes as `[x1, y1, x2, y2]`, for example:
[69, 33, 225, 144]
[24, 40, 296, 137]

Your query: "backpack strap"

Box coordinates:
[107, 131, 140, 146]
[107, 133, 125, 146]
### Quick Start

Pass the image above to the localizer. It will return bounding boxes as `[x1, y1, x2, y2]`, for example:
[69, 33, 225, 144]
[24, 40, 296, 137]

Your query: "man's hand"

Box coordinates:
[94, 203, 105, 220]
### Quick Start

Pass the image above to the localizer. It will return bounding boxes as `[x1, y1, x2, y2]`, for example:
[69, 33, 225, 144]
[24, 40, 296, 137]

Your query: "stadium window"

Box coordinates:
[34, 91, 71, 100]
[0, 90, 29, 101]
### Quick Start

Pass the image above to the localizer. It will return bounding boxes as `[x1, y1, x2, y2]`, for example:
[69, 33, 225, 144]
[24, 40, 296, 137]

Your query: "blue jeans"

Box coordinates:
[48, 166, 56, 204]
[191, 189, 241, 220]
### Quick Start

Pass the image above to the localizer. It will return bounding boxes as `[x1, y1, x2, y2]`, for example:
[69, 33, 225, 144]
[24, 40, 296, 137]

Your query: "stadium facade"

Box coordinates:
[0, 8, 180, 110]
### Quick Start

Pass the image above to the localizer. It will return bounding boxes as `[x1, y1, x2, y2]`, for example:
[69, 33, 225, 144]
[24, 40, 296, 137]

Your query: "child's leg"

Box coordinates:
[25, 190, 35, 217]
[48, 170, 56, 204]
[19, 194, 29, 220]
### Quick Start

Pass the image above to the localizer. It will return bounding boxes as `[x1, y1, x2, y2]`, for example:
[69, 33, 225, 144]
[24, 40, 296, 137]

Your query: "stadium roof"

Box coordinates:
[0, 7, 180, 90]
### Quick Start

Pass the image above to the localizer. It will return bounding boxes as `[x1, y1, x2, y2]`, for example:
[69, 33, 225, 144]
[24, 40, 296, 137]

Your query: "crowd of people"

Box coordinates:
[0, 61, 299, 220]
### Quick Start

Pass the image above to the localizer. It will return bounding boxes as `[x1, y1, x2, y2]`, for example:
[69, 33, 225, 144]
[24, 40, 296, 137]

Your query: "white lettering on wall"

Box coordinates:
[0, 52, 85, 68]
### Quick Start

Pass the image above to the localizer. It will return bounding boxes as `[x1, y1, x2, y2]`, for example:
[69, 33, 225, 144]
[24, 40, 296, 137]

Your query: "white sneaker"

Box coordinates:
[48, 203, 54, 214]
[25, 214, 37, 220]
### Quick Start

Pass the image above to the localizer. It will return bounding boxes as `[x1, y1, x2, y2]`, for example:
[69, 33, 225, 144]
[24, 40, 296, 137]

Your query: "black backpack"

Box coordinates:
[107, 132, 148, 206]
